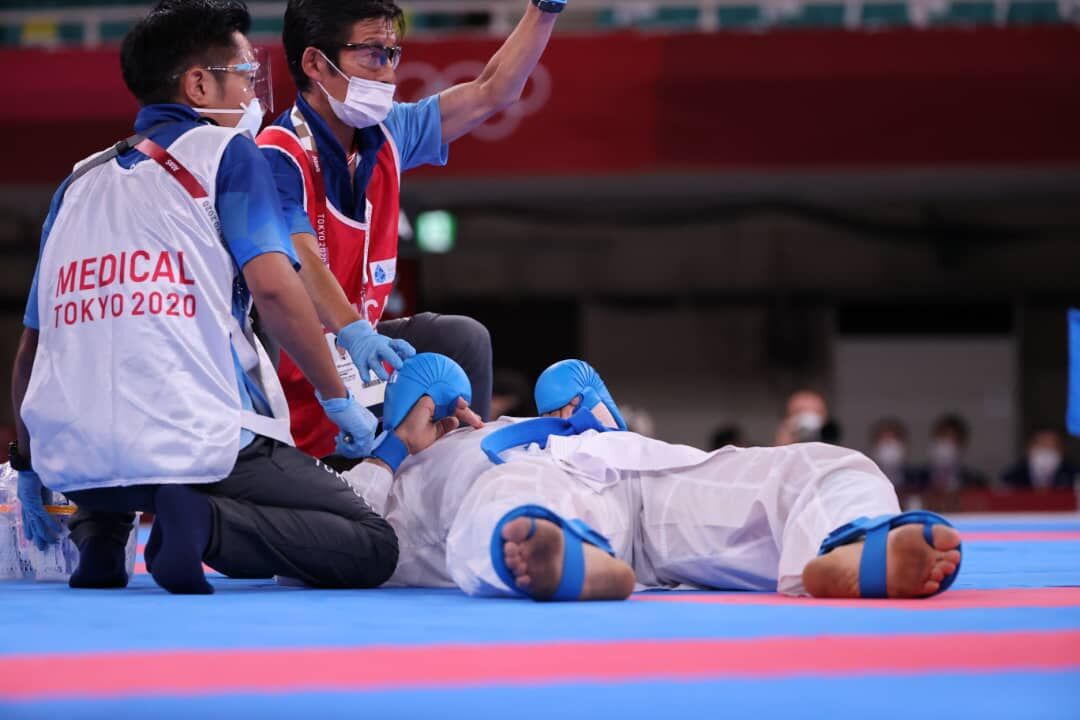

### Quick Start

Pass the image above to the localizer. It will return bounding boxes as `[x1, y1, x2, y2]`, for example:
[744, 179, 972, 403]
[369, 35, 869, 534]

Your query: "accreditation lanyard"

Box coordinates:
[135, 137, 207, 195]
[290, 106, 371, 317]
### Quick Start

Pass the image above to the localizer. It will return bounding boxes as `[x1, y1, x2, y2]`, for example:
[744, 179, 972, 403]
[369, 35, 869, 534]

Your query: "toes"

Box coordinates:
[943, 549, 962, 565]
[922, 579, 941, 595]
[930, 524, 962, 552]
[502, 517, 534, 543]
[516, 574, 532, 589]
[504, 545, 527, 576]
[930, 565, 945, 583]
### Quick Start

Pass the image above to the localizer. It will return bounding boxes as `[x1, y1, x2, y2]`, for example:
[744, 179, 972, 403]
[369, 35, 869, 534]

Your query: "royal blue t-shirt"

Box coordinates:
[260, 93, 449, 237]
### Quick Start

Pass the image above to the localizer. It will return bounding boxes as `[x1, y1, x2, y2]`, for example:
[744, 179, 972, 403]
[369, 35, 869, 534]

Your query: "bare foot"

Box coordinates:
[803, 523, 962, 599]
[540, 398, 618, 429]
[501, 517, 635, 601]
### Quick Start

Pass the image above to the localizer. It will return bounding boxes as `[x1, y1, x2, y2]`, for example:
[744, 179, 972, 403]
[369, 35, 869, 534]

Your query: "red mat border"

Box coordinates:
[1, 630, 1077, 700]
[633, 587, 1080, 609]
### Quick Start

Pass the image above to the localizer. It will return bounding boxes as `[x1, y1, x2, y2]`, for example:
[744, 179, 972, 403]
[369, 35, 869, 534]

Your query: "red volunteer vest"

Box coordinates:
[257, 107, 401, 458]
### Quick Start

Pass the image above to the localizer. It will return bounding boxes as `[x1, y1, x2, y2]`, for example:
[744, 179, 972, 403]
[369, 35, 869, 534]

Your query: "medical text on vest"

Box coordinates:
[51, 250, 198, 328]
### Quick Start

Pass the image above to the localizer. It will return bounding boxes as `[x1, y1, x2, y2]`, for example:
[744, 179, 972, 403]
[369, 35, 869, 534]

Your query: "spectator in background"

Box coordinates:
[868, 417, 918, 491]
[491, 368, 532, 419]
[710, 424, 745, 450]
[774, 389, 842, 446]
[914, 413, 988, 492]
[621, 405, 656, 438]
[1001, 429, 1077, 491]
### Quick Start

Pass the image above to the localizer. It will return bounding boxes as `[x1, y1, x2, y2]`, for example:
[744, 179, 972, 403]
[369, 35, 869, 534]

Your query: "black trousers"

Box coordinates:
[378, 312, 493, 421]
[65, 436, 398, 588]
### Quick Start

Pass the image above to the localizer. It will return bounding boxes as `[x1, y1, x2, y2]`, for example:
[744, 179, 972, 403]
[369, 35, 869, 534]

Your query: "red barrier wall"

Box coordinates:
[4, 27, 1079, 184]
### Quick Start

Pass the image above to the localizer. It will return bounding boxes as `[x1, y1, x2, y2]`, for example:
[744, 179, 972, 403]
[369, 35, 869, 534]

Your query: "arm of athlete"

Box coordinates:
[438, 3, 559, 144]
[345, 395, 481, 515]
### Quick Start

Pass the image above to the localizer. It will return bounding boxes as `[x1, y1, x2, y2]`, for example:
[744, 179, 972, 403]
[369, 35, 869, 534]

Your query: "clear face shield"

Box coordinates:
[247, 46, 274, 115]
[195, 47, 274, 136]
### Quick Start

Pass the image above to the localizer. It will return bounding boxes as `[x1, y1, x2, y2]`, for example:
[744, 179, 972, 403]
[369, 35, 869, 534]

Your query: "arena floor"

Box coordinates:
[1, 513, 1078, 719]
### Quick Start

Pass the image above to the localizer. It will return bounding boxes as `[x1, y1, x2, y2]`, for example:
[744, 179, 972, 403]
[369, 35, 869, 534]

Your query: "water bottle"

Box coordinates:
[19, 489, 80, 582]
[0, 464, 23, 580]
[5, 462, 141, 582]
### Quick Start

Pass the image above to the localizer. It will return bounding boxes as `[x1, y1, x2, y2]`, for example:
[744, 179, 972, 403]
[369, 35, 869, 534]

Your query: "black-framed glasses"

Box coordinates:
[337, 42, 402, 70]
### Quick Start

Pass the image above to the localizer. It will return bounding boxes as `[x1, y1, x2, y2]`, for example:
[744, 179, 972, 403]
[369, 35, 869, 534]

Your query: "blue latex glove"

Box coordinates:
[17, 470, 61, 551]
[318, 391, 378, 457]
[336, 320, 416, 383]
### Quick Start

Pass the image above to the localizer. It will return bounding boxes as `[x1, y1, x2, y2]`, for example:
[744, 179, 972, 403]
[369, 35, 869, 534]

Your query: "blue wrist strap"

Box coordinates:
[371, 432, 409, 473]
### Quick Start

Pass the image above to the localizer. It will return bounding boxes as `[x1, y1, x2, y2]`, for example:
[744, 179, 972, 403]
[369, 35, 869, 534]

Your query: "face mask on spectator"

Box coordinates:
[874, 440, 905, 467]
[1029, 448, 1061, 479]
[791, 412, 825, 442]
[929, 440, 959, 468]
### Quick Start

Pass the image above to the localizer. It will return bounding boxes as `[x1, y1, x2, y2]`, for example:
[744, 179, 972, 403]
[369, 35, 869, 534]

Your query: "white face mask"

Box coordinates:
[1029, 448, 1061, 480]
[791, 411, 825, 442]
[874, 440, 905, 467]
[317, 51, 395, 129]
[195, 98, 265, 138]
[929, 440, 960, 468]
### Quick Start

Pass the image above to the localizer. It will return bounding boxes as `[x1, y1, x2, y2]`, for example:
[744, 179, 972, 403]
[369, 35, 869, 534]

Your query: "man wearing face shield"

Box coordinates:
[258, 0, 568, 459]
[11, 0, 398, 594]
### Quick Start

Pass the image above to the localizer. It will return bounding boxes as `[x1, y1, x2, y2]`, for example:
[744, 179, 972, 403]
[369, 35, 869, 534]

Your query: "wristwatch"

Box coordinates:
[8, 442, 31, 472]
[531, 0, 566, 13]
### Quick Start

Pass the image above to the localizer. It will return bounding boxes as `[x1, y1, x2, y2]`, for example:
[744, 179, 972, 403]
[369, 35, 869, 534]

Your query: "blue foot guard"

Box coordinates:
[491, 504, 616, 601]
[817, 510, 962, 598]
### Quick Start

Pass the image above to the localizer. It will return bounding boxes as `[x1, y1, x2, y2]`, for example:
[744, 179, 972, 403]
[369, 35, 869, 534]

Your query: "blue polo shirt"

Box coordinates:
[24, 104, 298, 449]
[261, 93, 449, 237]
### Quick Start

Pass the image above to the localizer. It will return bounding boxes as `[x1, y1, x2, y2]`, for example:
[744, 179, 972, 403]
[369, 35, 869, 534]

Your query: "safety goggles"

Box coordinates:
[182, 47, 274, 113]
[336, 42, 403, 70]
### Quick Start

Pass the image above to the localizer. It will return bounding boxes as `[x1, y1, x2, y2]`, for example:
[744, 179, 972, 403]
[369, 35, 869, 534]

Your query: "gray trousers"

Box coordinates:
[66, 436, 398, 588]
[378, 312, 493, 421]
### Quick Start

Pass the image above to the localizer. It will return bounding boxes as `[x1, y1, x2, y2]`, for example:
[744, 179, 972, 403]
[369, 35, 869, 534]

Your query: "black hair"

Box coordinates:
[709, 425, 744, 450]
[283, 0, 406, 92]
[932, 413, 970, 446]
[870, 416, 909, 443]
[120, 0, 251, 106]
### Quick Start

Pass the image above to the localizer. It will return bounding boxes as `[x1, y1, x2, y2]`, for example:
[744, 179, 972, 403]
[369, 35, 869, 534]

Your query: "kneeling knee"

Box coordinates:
[439, 315, 490, 355]
[348, 521, 400, 588]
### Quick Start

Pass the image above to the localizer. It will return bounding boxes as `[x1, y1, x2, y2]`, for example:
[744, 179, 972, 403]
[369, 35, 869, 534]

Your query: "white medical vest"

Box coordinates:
[22, 125, 292, 493]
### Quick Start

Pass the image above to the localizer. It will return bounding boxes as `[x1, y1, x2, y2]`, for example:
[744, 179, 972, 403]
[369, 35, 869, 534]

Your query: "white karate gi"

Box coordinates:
[343, 419, 900, 597]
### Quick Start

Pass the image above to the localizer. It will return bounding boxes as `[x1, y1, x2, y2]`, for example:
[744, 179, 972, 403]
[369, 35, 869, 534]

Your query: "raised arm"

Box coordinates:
[438, 3, 559, 144]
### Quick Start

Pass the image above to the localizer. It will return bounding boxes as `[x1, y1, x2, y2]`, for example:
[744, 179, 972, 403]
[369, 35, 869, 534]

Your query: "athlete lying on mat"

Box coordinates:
[348, 355, 963, 602]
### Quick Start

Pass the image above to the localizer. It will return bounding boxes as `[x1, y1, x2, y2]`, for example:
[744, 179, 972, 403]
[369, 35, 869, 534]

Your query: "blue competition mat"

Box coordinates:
[1, 513, 1077, 719]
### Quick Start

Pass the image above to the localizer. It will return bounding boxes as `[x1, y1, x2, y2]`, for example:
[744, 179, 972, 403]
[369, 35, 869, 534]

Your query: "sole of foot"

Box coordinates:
[803, 523, 962, 599]
[501, 516, 635, 601]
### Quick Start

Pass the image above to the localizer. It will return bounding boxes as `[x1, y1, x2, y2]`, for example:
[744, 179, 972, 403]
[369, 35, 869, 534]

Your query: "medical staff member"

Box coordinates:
[258, 0, 569, 457]
[12, 0, 396, 594]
